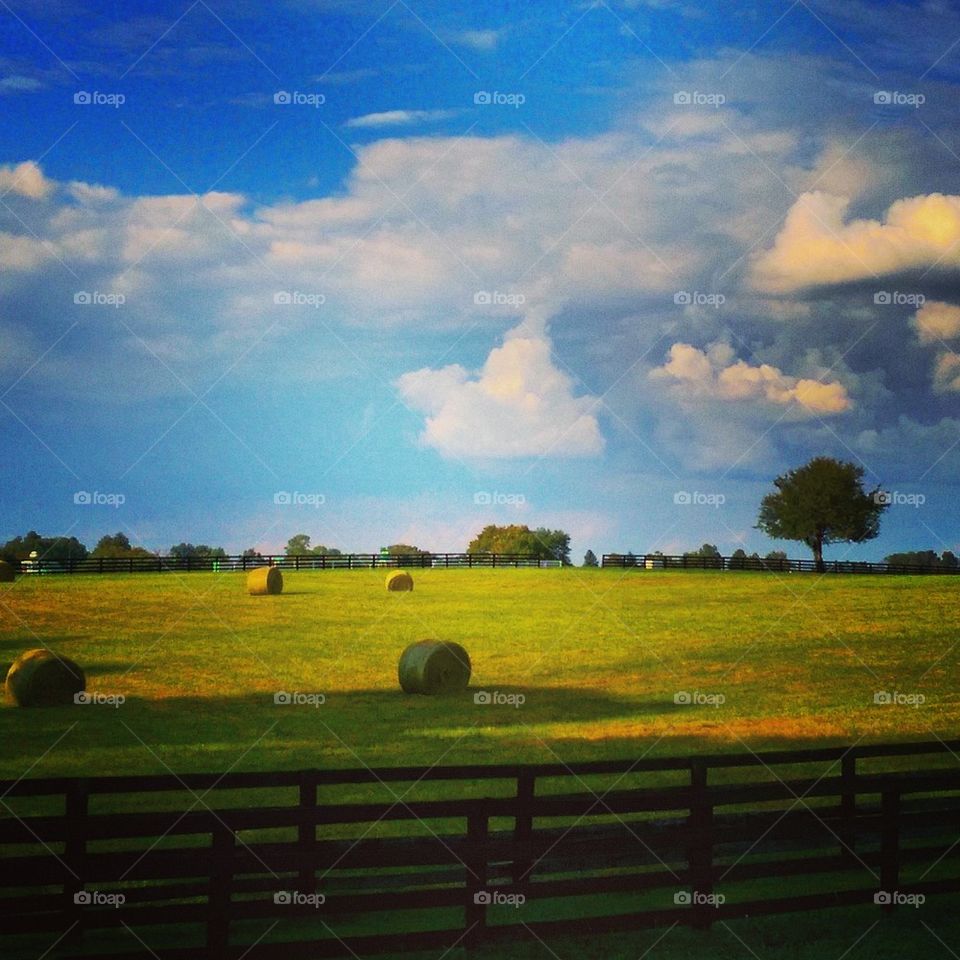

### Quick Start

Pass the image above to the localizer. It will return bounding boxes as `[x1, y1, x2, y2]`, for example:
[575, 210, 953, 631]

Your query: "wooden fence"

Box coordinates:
[602, 553, 960, 575]
[2, 739, 960, 958]
[13, 553, 557, 575]
[10, 552, 959, 576]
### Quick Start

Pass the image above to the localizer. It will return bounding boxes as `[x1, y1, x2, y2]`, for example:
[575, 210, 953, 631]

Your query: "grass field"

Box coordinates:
[1, 567, 958, 779]
[3, 568, 960, 960]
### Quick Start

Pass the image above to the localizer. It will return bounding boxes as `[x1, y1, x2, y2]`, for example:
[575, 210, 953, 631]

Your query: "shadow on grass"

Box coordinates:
[0, 686, 668, 739]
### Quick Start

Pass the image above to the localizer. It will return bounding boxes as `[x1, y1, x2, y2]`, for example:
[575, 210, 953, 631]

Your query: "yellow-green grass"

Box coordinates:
[0, 568, 957, 780]
[3, 569, 960, 959]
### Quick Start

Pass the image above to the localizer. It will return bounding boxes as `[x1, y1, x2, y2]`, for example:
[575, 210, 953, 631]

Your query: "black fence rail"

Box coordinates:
[11, 553, 561, 575]
[602, 553, 960, 575]
[2, 739, 960, 959]
[7, 552, 958, 576]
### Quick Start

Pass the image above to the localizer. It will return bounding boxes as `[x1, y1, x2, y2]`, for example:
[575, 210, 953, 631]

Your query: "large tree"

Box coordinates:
[756, 457, 886, 572]
[386, 544, 427, 555]
[466, 524, 571, 564]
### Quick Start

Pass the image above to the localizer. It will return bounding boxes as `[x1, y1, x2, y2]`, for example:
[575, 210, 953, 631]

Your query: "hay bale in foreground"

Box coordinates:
[386, 571, 413, 592]
[247, 566, 283, 595]
[5, 649, 85, 707]
[0, 560, 14, 582]
[398, 640, 471, 695]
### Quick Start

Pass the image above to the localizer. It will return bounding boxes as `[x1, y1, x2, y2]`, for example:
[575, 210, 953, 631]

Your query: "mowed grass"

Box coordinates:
[0, 568, 958, 779]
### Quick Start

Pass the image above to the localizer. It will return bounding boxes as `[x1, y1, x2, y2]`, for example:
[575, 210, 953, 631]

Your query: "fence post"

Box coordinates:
[687, 759, 714, 930]
[63, 779, 89, 941]
[466, 799, 490, 948]
[299, 772, 317, 894]
[208, 823, 235, 954]
[840, 753, 857, 863]
[512, 771, 535, 893]
[879, 788, 900, 913]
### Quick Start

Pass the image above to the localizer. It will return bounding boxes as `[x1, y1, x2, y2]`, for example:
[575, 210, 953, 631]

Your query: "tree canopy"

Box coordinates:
[169, 542, 227, 559]
[756, 457, 886, 572]
[684, 543, 721, 558]
[284, 534, 341, 556]
[884, 550, 958, 570]
[467, 524, 571, 564]
[91, 532, 153, 559]
[0, 531, 88, 565]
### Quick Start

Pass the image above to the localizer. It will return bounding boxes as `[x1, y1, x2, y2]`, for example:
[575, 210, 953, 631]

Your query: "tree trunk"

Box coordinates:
[813, 532, 825, 573]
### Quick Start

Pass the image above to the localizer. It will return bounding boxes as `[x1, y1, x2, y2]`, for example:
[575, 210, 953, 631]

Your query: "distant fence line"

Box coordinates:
[601, 553, 960, 575]
[5, 551, 957, 576]
[11, 553, 561, 575]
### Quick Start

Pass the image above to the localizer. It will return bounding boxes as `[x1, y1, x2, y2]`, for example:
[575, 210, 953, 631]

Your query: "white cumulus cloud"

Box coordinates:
[0, 160, 54, 199]
[650, 341, 852, 416]
[912, 300, 960, 344]
[751, 191, 960, 293]
[396, 318, 603, 459]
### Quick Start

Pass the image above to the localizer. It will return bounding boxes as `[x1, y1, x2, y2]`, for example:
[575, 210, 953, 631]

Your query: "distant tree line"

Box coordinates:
[883, 550, 958, 570]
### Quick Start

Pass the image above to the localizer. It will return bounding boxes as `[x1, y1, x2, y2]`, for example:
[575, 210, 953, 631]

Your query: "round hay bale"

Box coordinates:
[5, 649, 85, 707]
[0, 560, 14, 582]
[398, 640, 471, 695]
[386, 571, 413, 592]
[247, 566, 283, 596]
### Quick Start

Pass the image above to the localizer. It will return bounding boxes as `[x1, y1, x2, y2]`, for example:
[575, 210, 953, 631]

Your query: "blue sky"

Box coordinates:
[1, 0, 960, 560]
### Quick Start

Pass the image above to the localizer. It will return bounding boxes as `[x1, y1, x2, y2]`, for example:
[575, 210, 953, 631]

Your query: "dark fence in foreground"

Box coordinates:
[602, 553, 960, 575]
[12, 553, 560, 575]
[3, 739, 960, 958]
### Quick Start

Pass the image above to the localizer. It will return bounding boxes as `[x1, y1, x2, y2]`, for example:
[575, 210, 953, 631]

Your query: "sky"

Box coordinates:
[1, 0, 959, 561]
